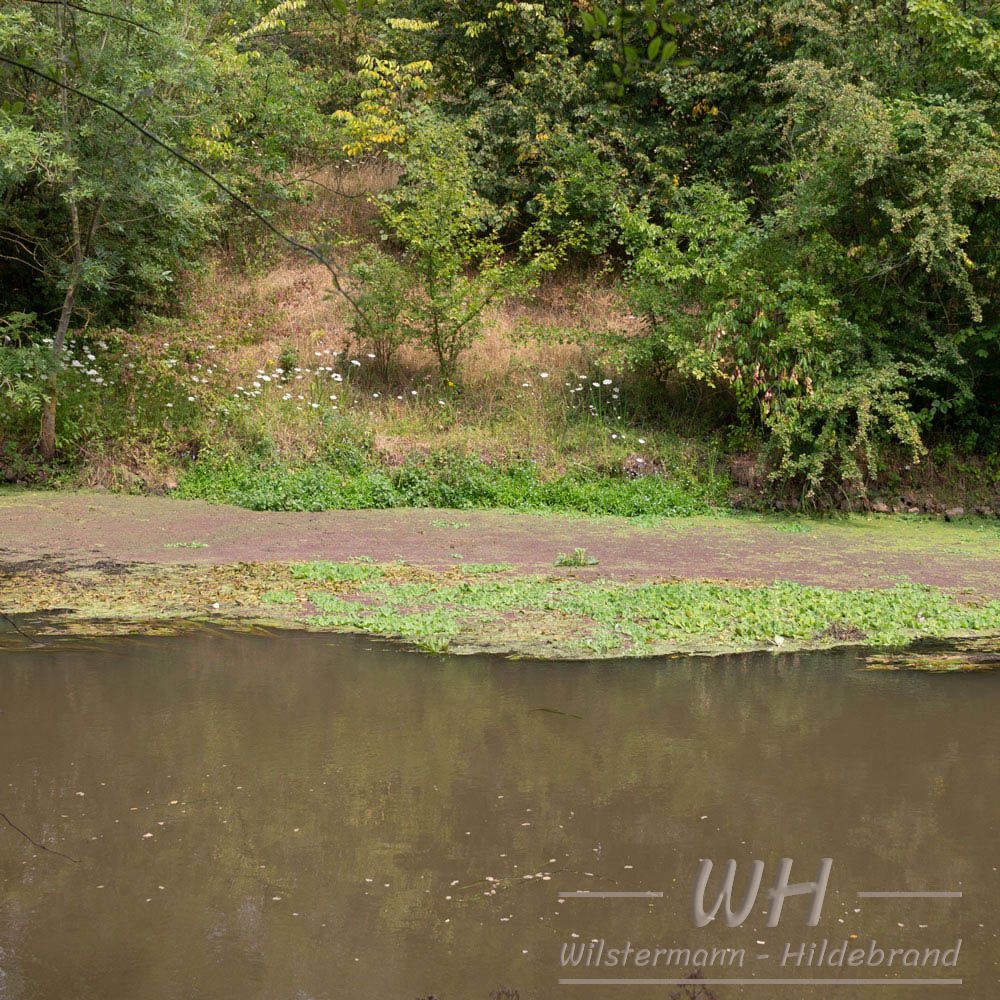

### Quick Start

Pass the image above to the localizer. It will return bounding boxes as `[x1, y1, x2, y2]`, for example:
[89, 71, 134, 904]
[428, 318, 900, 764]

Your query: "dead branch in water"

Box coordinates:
[0, 609, 47, 647]
[0, 812, 79, 864]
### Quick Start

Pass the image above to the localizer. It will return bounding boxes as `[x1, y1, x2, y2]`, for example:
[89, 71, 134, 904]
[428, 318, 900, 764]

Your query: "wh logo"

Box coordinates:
[692, 858, 833, 928]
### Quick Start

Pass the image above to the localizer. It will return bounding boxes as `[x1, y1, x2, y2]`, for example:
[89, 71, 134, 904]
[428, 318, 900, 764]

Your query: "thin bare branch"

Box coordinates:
[0, 811, 79, 863]
[15, 0, 160, 35]
[0, 53, 374, 333]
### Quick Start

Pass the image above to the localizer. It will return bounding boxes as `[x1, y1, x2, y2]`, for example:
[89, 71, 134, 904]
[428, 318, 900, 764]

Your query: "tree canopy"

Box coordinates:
[2, 0, 998, 495]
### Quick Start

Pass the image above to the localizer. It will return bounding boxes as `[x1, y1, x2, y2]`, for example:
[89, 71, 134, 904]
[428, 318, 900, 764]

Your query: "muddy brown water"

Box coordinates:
[0, 628, 996, 999]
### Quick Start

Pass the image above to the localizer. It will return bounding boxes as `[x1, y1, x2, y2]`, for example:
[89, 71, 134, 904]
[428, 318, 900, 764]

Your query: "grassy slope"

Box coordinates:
[8, 163, 993, 513]
[0, 159, 984, 516]
[52, 247, 996, 515]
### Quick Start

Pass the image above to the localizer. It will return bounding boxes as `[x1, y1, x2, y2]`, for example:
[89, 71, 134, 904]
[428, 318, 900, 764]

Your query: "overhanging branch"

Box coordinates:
[0, 53, 373, 328]
[16, 0, 160, 35]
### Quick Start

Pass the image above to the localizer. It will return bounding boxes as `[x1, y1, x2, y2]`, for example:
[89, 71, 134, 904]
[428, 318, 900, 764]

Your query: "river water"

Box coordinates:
[0, 626, 996, 999]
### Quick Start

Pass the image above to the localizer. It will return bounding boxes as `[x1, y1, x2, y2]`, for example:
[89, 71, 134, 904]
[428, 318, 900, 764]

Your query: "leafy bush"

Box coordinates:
[0, 321, 207, 463]
[765, 366, 926, 503]
[371, 110, 557, 380]
[525, 135, 627, 255]
[624, 189, 934, 500]
[346, 245, 412, 380]
[0, 313, 52, 427]
[624, 3, 1000, 503]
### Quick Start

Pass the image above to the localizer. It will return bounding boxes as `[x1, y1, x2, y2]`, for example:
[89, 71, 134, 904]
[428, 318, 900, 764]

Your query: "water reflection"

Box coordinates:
[0, 630, 996, 999]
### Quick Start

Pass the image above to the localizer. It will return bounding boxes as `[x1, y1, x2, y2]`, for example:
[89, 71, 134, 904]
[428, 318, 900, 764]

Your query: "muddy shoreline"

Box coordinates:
[4, 490, 1000, 660]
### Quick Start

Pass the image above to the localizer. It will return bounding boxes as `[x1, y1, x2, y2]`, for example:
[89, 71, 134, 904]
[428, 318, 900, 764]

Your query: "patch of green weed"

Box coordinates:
[301, 569, 1000, 656]
[176, 451, 726, 518]
[309, 590, 461, 653]
[261, 589, 297, 604]
[460, 563, 513, 574]
[290, 561, 385, 583]
[555, 547, 599, 567]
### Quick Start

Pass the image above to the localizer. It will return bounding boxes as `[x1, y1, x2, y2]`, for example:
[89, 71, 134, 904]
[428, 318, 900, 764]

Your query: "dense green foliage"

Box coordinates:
[2, 0, 998, 504]
[354, 109, 558, 377]
[0, 0, 328, 454]
[624, 2, 1000, 498]
[0, 3, 327, 313]
[176, 449, 724, 515]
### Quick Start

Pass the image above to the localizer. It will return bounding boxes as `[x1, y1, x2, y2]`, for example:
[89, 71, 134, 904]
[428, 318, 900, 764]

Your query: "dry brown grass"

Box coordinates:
[462, 266, 641, 379]
[147, 161, 405, 376]
[257, 161, 638, 388]
[73, 440, 179, 492]
[168, 257, 346, 373]
[137, 246, 640, 476]
[108, 162, 652, 479]
[289, 159, 400, 240]
[163, 241, 635, 399]
[148, 160, 641, 405]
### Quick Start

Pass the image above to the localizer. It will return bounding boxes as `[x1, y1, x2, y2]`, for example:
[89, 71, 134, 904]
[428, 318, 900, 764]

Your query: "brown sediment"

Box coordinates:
[2, 490, 1000, 594]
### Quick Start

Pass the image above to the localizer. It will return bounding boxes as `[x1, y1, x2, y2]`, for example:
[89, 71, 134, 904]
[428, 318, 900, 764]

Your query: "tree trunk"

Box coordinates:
[40, 4, 81, 461]
[38, 401, 57, 461]
[38, 279, 77, 460]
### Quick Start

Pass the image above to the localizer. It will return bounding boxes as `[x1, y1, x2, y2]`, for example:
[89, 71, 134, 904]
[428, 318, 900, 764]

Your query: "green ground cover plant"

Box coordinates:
[176, 451, 724, 516]
[297, 561, 1000, 657]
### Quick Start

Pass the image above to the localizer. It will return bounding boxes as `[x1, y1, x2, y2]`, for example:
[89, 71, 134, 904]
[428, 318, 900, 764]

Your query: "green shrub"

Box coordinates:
[374, 110, 556, 380]
[345, 245, 412, 380]
[0, 314, 53, 433]
[177, 448, 725, 517]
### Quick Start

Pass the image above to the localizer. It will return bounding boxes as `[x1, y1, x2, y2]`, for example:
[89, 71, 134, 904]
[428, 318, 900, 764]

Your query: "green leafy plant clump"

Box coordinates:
[175, 451, 725, 518]
[555, 547, 600, 567]
[294, 562, 1000, 657]
[460, 563, 513, 574]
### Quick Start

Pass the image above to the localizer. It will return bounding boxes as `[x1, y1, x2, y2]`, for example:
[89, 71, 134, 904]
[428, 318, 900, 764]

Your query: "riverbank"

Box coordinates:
[5, 255, 998, 521]
[3, 490, 1000, 658]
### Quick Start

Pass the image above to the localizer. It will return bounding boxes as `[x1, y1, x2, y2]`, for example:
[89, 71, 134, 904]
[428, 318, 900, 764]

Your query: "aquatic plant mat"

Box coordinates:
[3, 559, 999, 660]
